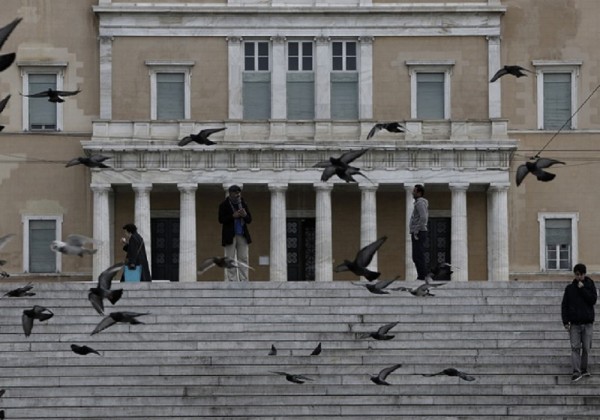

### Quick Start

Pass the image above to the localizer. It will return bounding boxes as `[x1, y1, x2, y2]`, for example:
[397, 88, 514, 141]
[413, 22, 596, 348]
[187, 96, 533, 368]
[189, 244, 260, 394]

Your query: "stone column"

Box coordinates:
[314, 35, 331, 120]
[358, 36, 374, 120]
[91, 184, 112, 280]
[99, 35, 113, 119]
[178, 183, 197, 282]
[487, 183, 510, 281]
[450, 183, 469, 282]
[404, 184, 417, 281]
[227, 36, 244, 120]
[132, 183, 152, 269]
[314, 182, 333, 282]
[359, 183, 378, 276]
[487, 35, 502, 119]
[269, 183, 288, 281]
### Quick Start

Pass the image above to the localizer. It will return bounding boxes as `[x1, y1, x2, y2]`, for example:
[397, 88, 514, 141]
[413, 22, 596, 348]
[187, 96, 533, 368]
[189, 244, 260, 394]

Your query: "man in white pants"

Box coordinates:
[218, 185, 252, 281]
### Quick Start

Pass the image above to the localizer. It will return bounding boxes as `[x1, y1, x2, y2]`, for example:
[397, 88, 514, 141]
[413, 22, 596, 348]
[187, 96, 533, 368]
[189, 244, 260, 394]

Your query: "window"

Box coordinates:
[533, 61, 581, 130]
[22, 215, 63, 273]
[146, 61, 194, 121]
[538, 212, 578, 271]
[406, 61, 454, 120]
[243, 41, 271, 119]
[19, 63, 67, 131]
[331, 41, 358, 120]
[287, 41, 314, 120]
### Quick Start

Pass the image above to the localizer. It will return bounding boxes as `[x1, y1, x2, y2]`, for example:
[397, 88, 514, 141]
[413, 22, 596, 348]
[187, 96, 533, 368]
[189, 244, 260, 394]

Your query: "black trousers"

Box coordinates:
[411, 233, 428, 280]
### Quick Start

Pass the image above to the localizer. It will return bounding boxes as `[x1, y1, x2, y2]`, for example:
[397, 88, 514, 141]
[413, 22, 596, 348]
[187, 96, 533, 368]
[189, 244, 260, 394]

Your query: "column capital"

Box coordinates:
[98, 35, 114, 43]
[268, 182, 288, 192]
[132, 183, 153, 193]
[358, 35, 374, 44]
[90, 183, 112, 193]
[314, 35, 330, 45]
[488, 182, 510, 192]
[313, 182, 334, 191]
[403, 183, 417, 192]
[449, 182, 470, 191]
[270, 35, 286, 44]
[178, 183, 198, 193]
[486, 35, 501, 44]
[226, 36, 243, 44]
[358, 182, 379, 191]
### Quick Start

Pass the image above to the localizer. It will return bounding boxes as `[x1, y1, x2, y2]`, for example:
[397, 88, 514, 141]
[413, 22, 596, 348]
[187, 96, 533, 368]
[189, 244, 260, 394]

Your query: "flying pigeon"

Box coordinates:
[0, 18, 22, 50]
[0, 94, 10, 131]
[70, 344, 101, 356]
[516, 157, 565, 186]
[91, 311, 150, 335]
[358, 321, 399, 340]
[0, 52, 15, 73]
[268, 344, 277, 356]
[88, 262, 125, 315]
[429, 262, 454, 281]
[22, 305, 54, 337]
[178, 127, 226, 146]
[66, 154, 111, 169]
[422, 367, 475, 381]
[353, 278, 397, 295]
[310, 342, 322, 356]
[22, 88, 82, 103]
[197, 256, 254, 276]
[50, 234, 99, 257]
[370, 363, 402, 385]
[366, 122, 406, 140]
[271, 371, 314, 384]
[0, 233, 15, 251]
[334, 236, 387, 281]
[391, 281, 445, 297]
[490, 65, 534, 83]
[313, 148, 372, 183]
[3, 283, 35, 298]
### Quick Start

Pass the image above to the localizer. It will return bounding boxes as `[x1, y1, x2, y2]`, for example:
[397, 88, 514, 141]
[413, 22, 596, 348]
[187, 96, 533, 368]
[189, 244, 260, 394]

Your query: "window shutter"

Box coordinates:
[243, 72, 271, 120]
[157, 73, 185, 120]
[330, 72, 358, 120]
[417, 73, 444, 119]
[287, 72, 314, 120]
[29, 74, 57, 130]
[546, 218, 571, 246]
[29, 220, 56, 273]
[544, 73, 571, 129]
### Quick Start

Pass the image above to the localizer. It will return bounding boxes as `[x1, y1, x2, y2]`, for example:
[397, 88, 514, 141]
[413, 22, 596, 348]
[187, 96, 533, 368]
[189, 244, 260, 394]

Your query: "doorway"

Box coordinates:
[286, 218, 316, 281]
[424, 217, 452, 280]
[151, 217, 180, 282]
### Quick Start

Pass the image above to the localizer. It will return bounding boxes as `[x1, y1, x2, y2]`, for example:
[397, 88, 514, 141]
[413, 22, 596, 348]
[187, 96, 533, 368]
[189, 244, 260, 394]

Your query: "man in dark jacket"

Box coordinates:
[218, 185, 252, 281]
[561, 263, 597, 382]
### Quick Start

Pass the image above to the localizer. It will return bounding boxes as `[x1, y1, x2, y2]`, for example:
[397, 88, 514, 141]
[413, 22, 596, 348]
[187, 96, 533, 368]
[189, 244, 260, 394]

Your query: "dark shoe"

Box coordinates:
[582, 371, 592, 377]
[572, 372, 583, 382]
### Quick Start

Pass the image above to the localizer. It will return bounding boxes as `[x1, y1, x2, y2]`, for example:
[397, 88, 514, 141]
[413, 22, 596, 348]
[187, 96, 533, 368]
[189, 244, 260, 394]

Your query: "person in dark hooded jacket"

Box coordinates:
[561, 263, 597, 382]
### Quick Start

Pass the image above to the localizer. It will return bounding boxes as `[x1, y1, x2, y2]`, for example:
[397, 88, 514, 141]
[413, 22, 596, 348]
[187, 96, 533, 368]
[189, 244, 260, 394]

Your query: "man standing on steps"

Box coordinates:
[409, 184, 430, 282]
[219, 185, 253, 281]
[561, 263, 597, 382]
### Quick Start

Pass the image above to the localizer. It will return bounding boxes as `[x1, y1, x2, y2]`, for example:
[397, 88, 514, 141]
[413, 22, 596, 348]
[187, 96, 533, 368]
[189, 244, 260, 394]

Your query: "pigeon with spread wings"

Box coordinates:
[3, 283, 35, 298]
[197, 256, 254, 276]
[334, 236, 387, 281]
[0, 18, 22, 73]
[366, 122, 406, 140]
[370, 363, 402, 385]
[271, 371, 314, 384]
[66, 154, 111, 169]
[51, 234, 99, 257]
[22, 305, 54, 337]
[357, 321, 399, 340]
[22, 88, 81, 103]
[313, 148, 372, 183]
[490, 65, 534, 83]
[178, 127, 226, 146]
[91, 311, 150, 335]
[422, 367, 475, 381]
[88, 262, 124, 315]
[516, 157, 565, 186]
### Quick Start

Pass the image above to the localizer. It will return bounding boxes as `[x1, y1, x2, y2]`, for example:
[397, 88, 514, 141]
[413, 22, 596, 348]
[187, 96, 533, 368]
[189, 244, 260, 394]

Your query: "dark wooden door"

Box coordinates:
[424, 217, 451, 280]
[151, 218, 180, 282]
[286, 218, 316, 281]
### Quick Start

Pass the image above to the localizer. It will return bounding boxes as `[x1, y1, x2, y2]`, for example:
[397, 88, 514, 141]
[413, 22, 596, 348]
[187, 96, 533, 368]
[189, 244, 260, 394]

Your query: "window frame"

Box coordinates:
[406, 61, 455, 120]
[331, 40, 357, 72]
[244, 41, 271, 72]
[22, 214, 63, 274]
[533, 60, 581, 130]
[18, 63, 67, 132]
[146, 61, 194, 121]
[287, 40, 314, 72]
[537, 212, 579, 272]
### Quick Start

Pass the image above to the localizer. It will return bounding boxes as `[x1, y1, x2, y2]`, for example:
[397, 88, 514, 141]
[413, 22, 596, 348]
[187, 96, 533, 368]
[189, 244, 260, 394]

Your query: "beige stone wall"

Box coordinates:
[373, 37, 489, 121]
[111, 37, 228, 121]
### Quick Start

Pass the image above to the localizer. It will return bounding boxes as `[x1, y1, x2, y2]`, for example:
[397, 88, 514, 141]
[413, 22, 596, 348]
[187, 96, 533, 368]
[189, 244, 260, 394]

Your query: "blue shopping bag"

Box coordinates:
[124, 265, 141, 282]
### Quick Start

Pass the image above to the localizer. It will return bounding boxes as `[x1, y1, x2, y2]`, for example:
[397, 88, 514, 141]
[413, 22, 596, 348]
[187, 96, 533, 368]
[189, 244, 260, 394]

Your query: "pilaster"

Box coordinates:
[314, 182, 333, 281]
[178, 183, 198, 282]
[449, 183, 469, 281]
[268, 183, 288, 281]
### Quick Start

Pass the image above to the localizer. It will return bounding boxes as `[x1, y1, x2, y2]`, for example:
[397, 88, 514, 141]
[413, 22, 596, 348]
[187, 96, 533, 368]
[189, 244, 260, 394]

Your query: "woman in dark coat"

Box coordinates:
[121, 223, 151, 282]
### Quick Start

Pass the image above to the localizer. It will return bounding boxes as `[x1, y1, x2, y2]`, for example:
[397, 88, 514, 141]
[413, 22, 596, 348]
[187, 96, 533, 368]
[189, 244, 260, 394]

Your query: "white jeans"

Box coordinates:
[224, 235, 249, 281]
